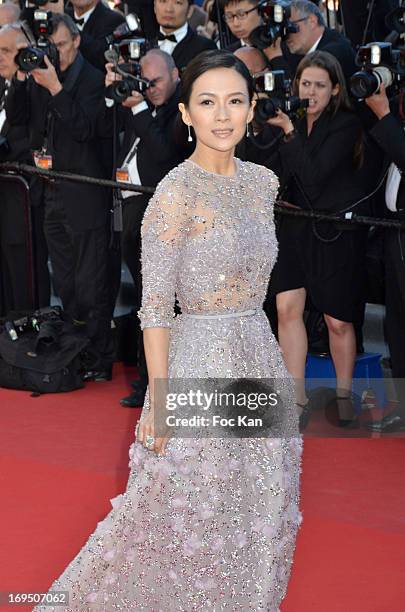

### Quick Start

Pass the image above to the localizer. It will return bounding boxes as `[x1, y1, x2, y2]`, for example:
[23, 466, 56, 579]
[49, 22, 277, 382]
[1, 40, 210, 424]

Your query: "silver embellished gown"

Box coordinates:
[34, 159, 302, 612]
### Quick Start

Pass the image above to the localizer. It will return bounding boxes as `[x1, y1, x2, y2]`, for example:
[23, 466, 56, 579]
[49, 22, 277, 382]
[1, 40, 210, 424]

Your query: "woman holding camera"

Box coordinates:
[267, 50, 368, 421]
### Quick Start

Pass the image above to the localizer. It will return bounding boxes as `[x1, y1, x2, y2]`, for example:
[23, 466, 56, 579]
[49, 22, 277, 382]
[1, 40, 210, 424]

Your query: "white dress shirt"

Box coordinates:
[0, 80, 10, 132]
[157, 22, 188, 55]
[121, 103, 155, 199]
[386, 163, 402, 212]
[307, 34, 323, 54]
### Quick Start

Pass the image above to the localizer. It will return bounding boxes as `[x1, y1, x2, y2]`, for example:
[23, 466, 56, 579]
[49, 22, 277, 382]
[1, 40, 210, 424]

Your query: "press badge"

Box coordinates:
[34, 151, 53, 169]
[116, 167, 129, 183]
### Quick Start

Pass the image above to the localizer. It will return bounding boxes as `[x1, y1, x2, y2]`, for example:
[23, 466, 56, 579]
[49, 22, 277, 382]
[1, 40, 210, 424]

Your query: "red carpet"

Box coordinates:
[1, 363, 404, 611]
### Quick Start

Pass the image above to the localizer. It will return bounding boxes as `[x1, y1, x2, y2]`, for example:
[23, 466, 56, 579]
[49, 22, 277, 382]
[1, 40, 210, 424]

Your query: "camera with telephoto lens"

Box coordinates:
[253, 69, 309, 124]
[15, 11, 59, 72]
[249, 0, 298, 50]
[350, 42, 405, 99]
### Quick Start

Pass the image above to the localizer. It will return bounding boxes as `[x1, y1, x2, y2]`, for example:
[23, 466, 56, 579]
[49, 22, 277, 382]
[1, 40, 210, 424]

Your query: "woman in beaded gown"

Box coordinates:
[34, 51, 302, 612]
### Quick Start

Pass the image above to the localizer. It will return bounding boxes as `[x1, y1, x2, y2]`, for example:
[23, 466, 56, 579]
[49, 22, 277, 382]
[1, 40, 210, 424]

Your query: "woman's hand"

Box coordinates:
[266, 108, 295, 135]
[136, 404, 171, 456]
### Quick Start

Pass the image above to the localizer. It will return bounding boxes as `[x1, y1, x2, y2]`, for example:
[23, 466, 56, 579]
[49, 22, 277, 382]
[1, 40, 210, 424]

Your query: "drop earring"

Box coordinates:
[187, 124, 193, 142]
[246, 122, 250, 138]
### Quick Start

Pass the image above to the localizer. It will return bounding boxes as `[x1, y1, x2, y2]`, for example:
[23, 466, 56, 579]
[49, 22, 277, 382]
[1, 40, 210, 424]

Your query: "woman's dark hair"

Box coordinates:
[293, 50, 351, 116]
[180, 49, 254, 106]
[294, 50, 364, 167]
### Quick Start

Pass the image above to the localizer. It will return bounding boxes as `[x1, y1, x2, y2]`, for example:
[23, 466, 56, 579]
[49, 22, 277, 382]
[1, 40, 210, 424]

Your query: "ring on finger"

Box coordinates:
[145, 435, 155, 448]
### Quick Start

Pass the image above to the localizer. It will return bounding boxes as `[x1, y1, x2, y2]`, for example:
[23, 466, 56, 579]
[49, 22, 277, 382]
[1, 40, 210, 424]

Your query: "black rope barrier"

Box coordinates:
[274, 204, 405, 230]
[2, 161, 405, 230]
[0, 162, 155, 195]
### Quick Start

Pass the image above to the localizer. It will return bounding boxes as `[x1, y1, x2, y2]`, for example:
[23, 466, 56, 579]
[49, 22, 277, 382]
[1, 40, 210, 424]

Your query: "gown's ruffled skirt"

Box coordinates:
[34, 311, 302, 611]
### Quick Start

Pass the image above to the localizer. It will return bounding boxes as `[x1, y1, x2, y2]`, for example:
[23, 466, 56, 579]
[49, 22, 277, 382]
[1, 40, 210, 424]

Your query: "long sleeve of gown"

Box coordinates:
[138, 174, 189, 330]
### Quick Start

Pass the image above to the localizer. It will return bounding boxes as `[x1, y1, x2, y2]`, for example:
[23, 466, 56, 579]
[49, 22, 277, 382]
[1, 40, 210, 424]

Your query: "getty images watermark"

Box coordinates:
[152, 378, 296, 438]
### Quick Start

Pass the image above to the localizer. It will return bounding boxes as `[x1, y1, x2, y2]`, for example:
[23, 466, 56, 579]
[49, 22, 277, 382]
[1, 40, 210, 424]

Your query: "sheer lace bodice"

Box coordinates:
[138, 159, 279, 326]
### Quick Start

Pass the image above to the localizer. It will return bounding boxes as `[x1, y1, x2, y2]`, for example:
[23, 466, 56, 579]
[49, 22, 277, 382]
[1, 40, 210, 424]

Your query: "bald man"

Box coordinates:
[0, 2, 20, 26]
[234, 45, 267, 75]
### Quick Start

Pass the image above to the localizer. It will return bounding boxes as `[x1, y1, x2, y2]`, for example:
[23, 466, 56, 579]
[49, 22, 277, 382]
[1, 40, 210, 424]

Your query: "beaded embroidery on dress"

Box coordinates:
[34, 159, 302, 612]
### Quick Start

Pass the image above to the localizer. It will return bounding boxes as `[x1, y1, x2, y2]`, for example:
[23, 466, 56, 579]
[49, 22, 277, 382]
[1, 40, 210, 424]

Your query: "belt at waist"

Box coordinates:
[182, 309, 258, 320]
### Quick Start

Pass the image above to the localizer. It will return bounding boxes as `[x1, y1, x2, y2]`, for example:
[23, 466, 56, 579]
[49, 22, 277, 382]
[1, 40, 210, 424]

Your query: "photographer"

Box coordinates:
[154, 0, 216, 71]
[365, 84, 405, 432]
[67, 0, 125, 71]
[262, 0, 356, 84]
[0, 22, 50, 315]
[266, 50, 370, 424]
[102, 48, 191, 406]
[221, 0, 262, 50]
[5, 13, 114, 381]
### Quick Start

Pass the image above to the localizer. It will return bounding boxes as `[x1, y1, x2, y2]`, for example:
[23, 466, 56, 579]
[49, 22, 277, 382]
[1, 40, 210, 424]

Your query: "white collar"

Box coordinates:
[159, 22, 188, 43]
[307, 34, 323, 55]
[74, 4, 97, 26]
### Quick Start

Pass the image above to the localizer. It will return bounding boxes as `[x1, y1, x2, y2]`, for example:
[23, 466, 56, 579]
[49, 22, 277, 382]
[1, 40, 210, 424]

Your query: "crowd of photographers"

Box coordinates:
[0, 0, 404, 430]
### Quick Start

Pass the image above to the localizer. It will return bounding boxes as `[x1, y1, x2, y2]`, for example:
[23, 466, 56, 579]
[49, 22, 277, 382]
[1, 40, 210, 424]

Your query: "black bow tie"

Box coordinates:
[73, 17, 85, 26]
[158, 31, 177, 42]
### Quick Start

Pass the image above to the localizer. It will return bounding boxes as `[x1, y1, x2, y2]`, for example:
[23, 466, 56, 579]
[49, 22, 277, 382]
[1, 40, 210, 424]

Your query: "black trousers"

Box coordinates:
[0, 186, 50, 316]
[43, 183, 113, 368]
[385, 228, 405, 411]
[122, 194, 149, 385]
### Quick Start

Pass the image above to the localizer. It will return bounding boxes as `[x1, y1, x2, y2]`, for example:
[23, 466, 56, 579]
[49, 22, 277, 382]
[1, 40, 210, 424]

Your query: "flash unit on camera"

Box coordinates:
[274, 5, 283, 22]
[128, 41, 141, 59]
[34, 11, 48, 20]
[264, 72, 276, 91]
[370, 44, 381, 65]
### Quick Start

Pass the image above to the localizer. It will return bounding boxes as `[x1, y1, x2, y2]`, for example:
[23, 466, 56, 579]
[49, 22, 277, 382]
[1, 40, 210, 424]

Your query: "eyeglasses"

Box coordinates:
[224, 6, 258, 23]
[289, 16, 309, 26]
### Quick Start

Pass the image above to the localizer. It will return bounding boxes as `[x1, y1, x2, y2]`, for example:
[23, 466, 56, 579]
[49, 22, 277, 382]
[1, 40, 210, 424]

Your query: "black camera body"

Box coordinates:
[15, 11, 59, 73]
[250, 0, 297, 50]
[350, 42, 405, 99]
[106, 62, 152, 104]
[106, 74, 151, 104]
[253, 69, 308, 124]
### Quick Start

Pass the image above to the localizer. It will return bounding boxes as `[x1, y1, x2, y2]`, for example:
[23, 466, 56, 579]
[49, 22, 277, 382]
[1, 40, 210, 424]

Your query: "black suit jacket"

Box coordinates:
[5, 53, 109, 231]
[168, 26, 217, 71]
[101, 84, 190, 194]
[369, 112, 405, 216]
[67, 1, 125, 71]
[316, 27, 357, 83]
[0, 77, 36, 244]
[272, 109, 368, 214]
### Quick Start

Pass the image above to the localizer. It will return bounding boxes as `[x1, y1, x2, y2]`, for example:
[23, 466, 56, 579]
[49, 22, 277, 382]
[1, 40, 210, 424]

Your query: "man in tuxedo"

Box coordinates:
[67, 0, 125, 71]
[154, 0, 216, 71]
[263, 0, 356, 83]
[6, 13, 113, 380]
[103, 48, 190, 406]
[366, 86, 405, 432]
[221, 0, 262, 51]
[0, 23, 50, 315]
